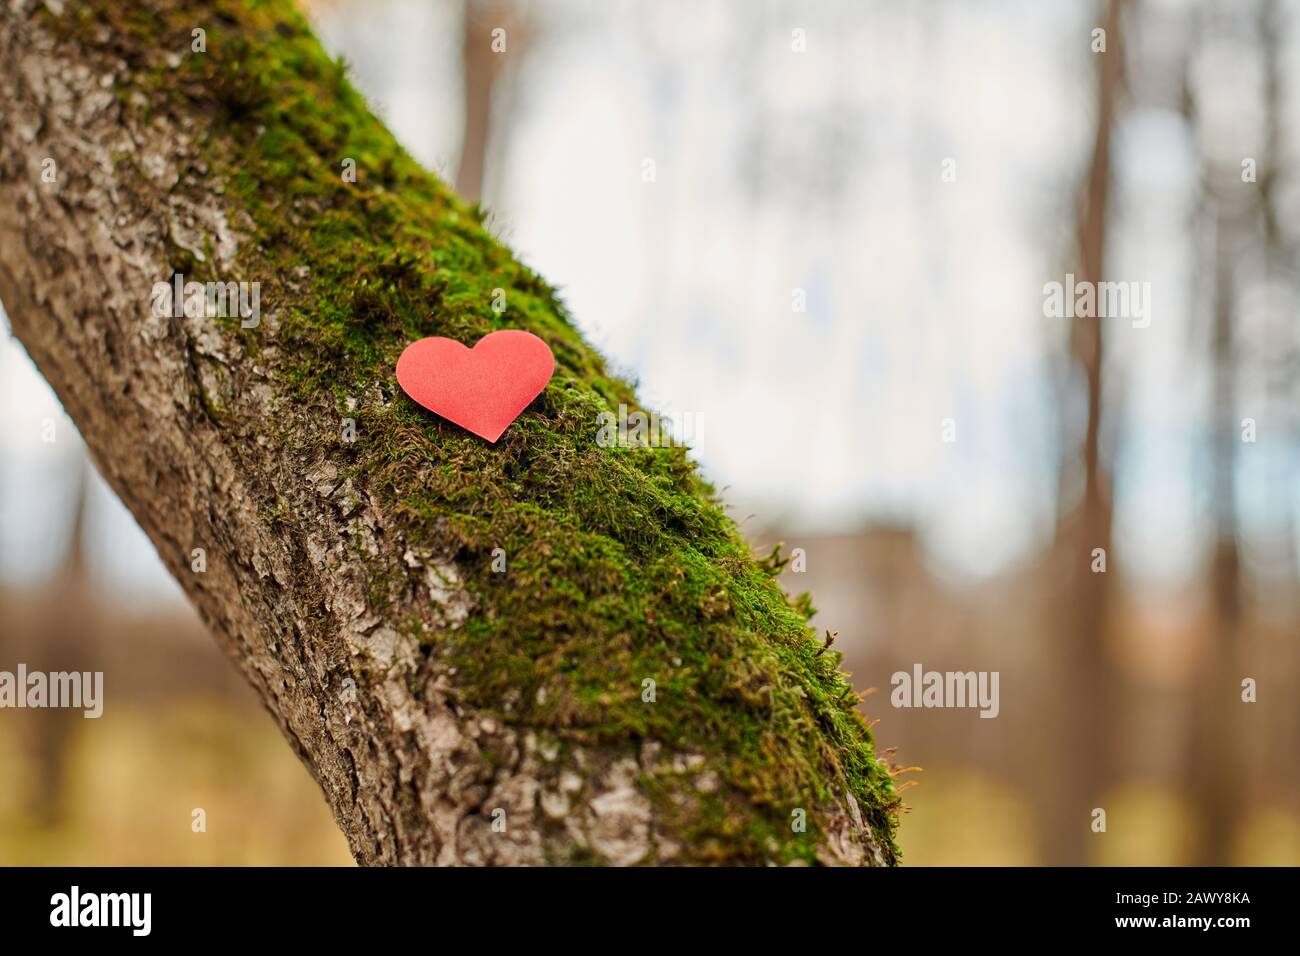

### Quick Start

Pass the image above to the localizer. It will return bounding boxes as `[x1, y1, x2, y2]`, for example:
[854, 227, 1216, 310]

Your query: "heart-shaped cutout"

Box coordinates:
[396, 330, 555, 442]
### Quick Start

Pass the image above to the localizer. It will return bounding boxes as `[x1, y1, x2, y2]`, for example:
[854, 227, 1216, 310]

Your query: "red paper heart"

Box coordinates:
[396, 330, 555, 442]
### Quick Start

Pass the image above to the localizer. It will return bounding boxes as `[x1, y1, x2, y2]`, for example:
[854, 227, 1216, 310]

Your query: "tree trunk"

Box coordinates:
[455, 0, 516, 204]
[1043, 0, 1124, 866]
[0, 0, 898, 865]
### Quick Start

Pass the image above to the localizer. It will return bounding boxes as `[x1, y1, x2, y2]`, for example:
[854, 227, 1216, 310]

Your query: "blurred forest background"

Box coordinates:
[3, 0, 1299, 865]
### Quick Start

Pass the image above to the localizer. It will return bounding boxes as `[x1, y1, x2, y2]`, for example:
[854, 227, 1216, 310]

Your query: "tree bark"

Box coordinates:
[0, 0, 899, 865]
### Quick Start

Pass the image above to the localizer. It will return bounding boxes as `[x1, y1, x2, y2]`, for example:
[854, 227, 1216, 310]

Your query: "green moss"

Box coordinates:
[73, 0, 900, 864]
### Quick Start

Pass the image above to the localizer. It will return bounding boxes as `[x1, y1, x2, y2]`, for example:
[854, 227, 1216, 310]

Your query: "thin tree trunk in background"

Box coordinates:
[1254, 1, 1300, 839]
[455, 0, 517, 203]
[1179, 0, 1279, 867]
[1045, 0, 1124, 867]
[1207, 278, 1241, 868]
[1184, 194, 1242, 865]
[26, 459, 96, 826]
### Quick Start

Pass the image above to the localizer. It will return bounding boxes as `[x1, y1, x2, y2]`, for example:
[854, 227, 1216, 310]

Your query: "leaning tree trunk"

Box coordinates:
[0, 0, 899, 866]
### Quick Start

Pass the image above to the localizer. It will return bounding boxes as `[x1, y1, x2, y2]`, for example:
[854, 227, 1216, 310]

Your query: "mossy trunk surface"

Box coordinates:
[0, 0, 900, 865]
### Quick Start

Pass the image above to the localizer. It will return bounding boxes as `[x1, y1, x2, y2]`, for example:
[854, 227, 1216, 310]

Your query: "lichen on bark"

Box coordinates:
[0, 0, 901, 865]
